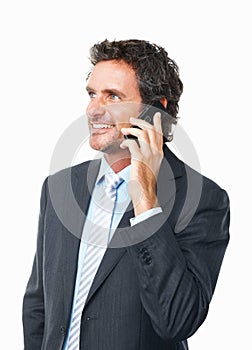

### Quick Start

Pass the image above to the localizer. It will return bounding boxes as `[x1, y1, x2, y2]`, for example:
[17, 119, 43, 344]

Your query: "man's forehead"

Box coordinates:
[87, 61, 138, 92]
[90, 60, 135, 77]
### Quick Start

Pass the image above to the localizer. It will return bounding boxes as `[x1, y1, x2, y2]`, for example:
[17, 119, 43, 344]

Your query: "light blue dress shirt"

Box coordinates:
[63, 157, 161, 348]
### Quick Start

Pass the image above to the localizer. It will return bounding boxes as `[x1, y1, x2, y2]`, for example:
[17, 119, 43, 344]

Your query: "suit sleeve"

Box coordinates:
[126, 184, 230, 342]
[22, 178, 48, 349]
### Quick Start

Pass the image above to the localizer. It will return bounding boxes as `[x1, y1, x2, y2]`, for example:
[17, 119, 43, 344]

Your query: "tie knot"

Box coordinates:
[104, 173, 123, 192]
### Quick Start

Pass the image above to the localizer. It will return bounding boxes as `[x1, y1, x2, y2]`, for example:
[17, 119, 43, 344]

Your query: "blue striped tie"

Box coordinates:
[66, 173, 123, 350]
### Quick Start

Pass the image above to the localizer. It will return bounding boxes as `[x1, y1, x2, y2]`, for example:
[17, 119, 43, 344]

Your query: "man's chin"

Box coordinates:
[89, 138, 123, 154]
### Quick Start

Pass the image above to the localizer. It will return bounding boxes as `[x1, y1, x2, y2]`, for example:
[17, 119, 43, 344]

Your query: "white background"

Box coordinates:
[1, 0, 251, 348]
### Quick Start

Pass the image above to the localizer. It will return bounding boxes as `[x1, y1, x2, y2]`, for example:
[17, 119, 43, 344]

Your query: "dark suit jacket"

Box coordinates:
[22, 146, 230, 350]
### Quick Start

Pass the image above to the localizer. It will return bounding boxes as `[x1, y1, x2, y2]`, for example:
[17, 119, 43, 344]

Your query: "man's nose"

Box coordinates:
[86, 98, 106, 117]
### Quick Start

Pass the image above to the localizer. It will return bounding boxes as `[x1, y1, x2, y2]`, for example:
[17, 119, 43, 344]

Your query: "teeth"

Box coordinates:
[92, 123, 113, 129]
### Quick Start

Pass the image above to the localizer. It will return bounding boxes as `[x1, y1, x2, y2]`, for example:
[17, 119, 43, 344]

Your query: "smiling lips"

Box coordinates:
[92, 123, 114, 129]
[90, 122, 116, 134]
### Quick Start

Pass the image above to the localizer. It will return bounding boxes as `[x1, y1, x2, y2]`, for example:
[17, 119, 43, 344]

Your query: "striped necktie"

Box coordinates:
[66, 173, 123, 350]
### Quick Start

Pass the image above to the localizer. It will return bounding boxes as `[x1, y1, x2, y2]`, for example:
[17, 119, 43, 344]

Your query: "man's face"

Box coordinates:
[86, 60, 142, 153]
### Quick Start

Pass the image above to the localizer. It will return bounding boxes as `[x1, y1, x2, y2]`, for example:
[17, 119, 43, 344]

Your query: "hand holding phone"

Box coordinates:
[120, 106, 164, 216]
[124, 100, 175, 142]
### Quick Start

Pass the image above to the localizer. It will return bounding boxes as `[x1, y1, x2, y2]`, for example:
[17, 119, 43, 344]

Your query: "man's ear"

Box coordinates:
[160, 97, 168, 109]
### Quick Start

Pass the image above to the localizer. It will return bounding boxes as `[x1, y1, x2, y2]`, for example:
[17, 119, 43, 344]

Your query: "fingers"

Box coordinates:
[121, 126, 149, 144]
[121, 112, 163, 152]
[120, 138, 142, 160]
[153, 112, 162, 133]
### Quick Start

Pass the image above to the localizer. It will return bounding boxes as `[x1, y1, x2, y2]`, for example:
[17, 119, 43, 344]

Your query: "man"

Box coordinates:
[23, 39, 230, 350]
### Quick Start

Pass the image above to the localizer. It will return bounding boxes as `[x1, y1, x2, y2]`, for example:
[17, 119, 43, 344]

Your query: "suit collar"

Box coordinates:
[71, 145, 182, 184]
[71, 158, 101, 212]
[161, 144, 183, 180]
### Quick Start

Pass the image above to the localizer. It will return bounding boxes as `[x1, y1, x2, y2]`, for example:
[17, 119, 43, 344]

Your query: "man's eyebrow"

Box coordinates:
[86, 86, 127, 98]
[86, 86, 95, 93]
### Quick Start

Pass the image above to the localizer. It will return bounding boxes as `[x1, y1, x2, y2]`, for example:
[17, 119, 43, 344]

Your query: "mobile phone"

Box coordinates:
[124, 100, 166, 140]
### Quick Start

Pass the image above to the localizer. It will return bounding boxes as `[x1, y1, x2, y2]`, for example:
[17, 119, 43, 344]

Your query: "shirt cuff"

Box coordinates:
[130, 207, 162, 226]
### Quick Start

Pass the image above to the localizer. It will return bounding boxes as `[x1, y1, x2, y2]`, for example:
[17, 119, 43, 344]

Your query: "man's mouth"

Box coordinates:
[90, 122, 116, 134]
[92, 123, 114, 129]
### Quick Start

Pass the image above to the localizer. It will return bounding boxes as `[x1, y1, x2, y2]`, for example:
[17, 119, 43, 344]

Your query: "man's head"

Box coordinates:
[86, 39, 183, 153]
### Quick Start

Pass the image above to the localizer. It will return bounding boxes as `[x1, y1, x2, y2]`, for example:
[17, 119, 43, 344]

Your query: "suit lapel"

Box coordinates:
[62, 228, 81, 320]
[156, 146, 183, 213]
[72, 159, 101, 220]
[85, 247, 126, 306]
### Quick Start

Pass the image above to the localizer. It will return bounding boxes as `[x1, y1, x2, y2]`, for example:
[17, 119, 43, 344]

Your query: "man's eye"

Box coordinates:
[88, 91, 96, 98]
[110, 94, 120, 101]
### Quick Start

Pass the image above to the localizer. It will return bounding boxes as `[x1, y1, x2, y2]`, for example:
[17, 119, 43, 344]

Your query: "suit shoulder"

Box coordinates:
[187, 163, 230, 210]
[48, 159, 99, 180]
[173, 150, 228, 194]
[168, 146, 229, 206]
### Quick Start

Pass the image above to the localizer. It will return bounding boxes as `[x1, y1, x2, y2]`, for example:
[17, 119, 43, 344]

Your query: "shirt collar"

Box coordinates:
[96, 156, 131, 185]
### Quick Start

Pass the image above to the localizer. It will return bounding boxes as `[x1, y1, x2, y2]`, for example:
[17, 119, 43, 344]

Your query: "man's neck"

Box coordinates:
[104, 150, 131, 173]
